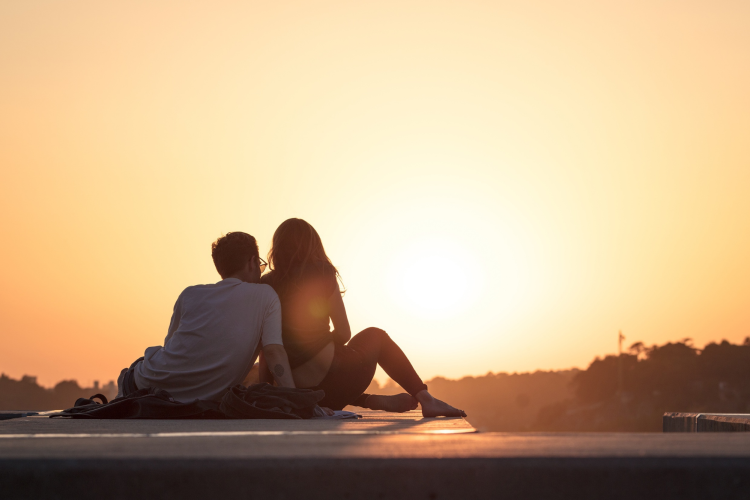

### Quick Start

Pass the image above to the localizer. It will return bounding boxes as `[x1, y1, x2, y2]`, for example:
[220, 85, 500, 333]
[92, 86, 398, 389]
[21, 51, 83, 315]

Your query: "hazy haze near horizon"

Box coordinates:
[1, 1, 749, 386]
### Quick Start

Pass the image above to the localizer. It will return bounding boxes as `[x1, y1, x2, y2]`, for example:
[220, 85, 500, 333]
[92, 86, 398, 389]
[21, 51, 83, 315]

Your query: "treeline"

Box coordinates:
[5, 338, 750, 430]
[367, 370, 577, 431]
[370, 338, 750, 432]
[0, 375, 117, 411]
[532, 338, 750, 432]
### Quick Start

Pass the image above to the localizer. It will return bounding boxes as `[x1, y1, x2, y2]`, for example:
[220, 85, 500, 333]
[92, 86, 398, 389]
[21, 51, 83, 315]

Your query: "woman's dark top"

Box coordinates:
[261, 264, 339, 369]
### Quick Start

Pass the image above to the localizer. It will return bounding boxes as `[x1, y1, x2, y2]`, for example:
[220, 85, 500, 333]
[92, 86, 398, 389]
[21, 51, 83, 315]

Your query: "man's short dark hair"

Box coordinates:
[211, 232, 259, 279]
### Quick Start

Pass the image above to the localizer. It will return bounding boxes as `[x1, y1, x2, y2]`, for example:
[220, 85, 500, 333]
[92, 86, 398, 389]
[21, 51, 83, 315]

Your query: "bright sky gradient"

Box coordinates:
[1, 1, 749, 387]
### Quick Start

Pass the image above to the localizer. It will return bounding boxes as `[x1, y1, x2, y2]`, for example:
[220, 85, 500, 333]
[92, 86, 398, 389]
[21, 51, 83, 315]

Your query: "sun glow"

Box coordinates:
[388, 239, 480, 319]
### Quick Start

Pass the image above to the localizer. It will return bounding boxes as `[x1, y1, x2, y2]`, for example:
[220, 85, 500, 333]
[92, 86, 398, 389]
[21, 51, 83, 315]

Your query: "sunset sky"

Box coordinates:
[1, 1, 749, 387]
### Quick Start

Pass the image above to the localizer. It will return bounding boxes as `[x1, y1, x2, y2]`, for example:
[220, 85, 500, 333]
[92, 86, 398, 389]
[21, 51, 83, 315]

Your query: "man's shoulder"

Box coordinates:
[178, 281, 220, 297]
[238, 282, 279, 299]
[179, 279, 278, 301]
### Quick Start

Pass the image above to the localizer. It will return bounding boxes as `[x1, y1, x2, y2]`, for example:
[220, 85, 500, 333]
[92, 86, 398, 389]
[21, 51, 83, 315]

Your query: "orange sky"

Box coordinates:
[1, 1, 749, 387]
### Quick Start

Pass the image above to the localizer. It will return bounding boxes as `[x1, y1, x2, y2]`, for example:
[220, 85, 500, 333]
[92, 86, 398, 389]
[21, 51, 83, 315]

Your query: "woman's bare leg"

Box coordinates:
[348, 328, 466, 417]
[363, 393, 418, 412]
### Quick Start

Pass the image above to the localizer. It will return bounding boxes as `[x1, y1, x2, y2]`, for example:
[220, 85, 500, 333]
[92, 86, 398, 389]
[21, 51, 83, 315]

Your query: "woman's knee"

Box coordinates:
[358, 327, 389, 344]
[348, 327, 389, 352]
[360, 326, 386, 336]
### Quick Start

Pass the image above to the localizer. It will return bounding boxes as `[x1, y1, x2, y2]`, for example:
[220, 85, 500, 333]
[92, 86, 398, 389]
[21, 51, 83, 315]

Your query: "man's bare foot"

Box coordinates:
[364, 393, 419, 413]
[116, 368, 128, 399]
[416, 390, 467, 418]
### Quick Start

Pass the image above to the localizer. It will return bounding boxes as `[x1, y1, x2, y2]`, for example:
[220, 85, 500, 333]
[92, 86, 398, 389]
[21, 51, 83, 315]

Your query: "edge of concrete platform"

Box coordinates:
[0, 410, 477, 436]
[0, 412, 40, 420]
[3, 456, 750, 500]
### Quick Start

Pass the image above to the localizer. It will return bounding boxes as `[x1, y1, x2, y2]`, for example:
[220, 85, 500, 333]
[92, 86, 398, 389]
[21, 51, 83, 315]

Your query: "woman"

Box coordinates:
[259, 218, 465, 417]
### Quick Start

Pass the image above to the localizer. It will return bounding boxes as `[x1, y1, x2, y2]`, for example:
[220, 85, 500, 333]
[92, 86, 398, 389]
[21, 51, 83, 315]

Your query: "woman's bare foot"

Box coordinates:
[416, 390, 467, 418]
[364, 393, 419, 413]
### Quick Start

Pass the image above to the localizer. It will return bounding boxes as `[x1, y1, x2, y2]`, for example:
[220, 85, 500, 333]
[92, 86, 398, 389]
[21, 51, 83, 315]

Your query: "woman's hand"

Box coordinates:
[331, 328, 350, 345]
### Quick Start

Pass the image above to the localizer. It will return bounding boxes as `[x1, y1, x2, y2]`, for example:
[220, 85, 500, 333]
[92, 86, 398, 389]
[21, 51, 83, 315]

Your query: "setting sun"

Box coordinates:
[389, 239, 479, 319]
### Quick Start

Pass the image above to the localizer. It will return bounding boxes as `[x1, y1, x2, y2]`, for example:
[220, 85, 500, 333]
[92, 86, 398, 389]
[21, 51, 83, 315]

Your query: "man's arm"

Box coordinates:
[164, 294, 183, 344]
[258, 351, 274, 384]
[259, 292, 294, 387]
[261, 344, 295, 388]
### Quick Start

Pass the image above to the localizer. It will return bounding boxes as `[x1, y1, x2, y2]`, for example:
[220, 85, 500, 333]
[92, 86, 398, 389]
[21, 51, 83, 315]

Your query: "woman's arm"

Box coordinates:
[329, 291, 351, 345]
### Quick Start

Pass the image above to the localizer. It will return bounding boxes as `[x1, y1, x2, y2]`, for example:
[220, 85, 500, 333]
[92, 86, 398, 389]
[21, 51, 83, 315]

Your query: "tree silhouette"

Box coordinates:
[534, 338, 750, 431]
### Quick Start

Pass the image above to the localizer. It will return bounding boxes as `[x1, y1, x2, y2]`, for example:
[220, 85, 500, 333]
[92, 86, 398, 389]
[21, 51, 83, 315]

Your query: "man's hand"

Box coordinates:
[313, 405, 336, 417]
[261, 344, 296, 388]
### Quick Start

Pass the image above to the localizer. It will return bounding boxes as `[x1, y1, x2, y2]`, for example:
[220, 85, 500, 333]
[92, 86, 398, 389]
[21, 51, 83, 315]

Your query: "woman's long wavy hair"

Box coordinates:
[267, 218, 345, 295]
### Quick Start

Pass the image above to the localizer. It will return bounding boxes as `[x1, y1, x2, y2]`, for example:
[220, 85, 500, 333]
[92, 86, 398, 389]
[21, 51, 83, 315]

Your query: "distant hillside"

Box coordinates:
[0, 375, 117, 411]
[531, 338, 750, 432]
[366, 370, 577, 432]
[5, 337, 750, 431]
[368, 338, 750, 432]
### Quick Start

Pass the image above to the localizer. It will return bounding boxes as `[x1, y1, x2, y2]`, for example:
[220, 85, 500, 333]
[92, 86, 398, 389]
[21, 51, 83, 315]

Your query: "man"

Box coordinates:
[117, 232, 295, 401]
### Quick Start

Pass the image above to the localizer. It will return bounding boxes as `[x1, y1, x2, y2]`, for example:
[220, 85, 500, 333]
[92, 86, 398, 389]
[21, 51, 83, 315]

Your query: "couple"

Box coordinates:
[118, 218, 465, 418]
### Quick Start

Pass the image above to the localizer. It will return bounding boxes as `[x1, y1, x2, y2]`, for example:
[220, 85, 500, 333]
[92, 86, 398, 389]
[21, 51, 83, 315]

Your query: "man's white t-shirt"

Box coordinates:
[134, 278, 282, 402]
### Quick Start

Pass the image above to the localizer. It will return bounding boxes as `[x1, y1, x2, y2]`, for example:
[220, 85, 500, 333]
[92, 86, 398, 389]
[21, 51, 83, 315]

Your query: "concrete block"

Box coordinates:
[664, 413, 750, 432]
[663, 412, 697, 432]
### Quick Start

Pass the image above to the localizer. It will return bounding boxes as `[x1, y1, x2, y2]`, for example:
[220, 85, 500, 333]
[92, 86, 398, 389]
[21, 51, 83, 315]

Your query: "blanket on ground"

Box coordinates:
[50, 383, 326, 419]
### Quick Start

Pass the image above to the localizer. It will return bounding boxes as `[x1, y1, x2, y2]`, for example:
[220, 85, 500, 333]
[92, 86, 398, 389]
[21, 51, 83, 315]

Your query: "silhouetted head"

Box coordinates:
[211, 232, 262, 282]
[268, 218, 343, 291]
[268, 219, 330, 273]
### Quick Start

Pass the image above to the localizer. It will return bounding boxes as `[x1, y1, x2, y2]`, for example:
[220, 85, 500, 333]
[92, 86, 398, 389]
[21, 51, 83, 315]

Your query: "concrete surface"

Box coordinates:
[3, 410, 750, 499]
[664, 412, 750, 432]
[0, 409, 475, 437]
[0, 411, 40, 420]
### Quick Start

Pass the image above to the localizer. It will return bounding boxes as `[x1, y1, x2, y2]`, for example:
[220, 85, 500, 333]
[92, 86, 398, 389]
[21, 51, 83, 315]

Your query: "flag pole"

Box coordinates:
[618, 330, 625, 397]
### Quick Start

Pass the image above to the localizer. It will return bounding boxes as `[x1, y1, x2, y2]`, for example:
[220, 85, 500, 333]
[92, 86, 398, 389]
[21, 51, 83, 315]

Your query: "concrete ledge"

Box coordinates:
[699, 415, 750, 432]
[3, 456, 750, 500]
[0, 411, 39, 421]
[663, 413, 697, 432]
[5, 414, 750, 499]
[664, 413, 750, 432]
